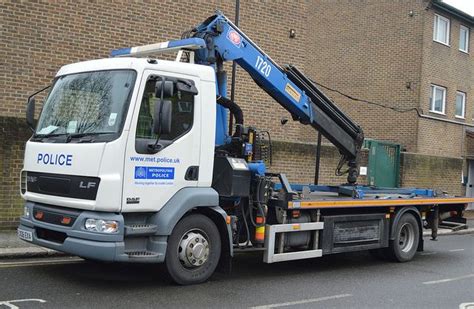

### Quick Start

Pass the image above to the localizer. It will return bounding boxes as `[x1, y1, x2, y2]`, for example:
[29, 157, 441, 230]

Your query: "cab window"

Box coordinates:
[135, 76, 195, 154]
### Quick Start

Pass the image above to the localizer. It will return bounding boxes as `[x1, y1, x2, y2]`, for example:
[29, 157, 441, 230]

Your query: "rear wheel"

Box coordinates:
[165, 214, 221, 285]
[387, 213, 420, 262]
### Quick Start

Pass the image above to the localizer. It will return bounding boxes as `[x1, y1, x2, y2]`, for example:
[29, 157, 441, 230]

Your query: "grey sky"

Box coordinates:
[443, 0, 474, 16]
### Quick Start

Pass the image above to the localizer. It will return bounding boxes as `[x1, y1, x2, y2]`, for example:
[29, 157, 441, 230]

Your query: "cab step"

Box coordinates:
[125, 251, 160, 258]
[124, 224, 158, 236]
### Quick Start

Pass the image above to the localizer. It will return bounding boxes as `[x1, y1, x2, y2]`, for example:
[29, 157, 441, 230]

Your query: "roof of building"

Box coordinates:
[432, 0, 474, 25]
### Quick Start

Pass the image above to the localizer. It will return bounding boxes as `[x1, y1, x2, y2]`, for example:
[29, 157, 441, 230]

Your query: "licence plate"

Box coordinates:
[18, 229, 33, 242]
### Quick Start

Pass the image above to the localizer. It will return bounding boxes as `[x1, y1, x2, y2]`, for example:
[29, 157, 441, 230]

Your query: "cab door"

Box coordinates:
[122, 70, 201, 212]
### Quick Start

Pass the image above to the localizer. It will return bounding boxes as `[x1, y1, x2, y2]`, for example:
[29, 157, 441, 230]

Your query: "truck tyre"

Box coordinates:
[165, 214, 221, 285]
[387, 213, 419, 262]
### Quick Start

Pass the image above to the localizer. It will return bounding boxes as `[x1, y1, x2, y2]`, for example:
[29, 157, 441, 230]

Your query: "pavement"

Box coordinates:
[0, 231, 64, 258]
[1, 211, 473, 259]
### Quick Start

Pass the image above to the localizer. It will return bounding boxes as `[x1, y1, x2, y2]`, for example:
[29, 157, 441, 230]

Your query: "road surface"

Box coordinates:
[0, 235, 473, 308]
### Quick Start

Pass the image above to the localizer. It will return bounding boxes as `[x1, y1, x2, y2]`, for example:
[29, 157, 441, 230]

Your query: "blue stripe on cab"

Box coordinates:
[168, 38, 206, 49]
[110, 47, 132, 57]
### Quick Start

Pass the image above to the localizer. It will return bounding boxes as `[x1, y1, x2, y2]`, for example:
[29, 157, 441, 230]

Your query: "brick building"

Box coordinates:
[0, 0, 472, 229]
[309, 0, 473, 203]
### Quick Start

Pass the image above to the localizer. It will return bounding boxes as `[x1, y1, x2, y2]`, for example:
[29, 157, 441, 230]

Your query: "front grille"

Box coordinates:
[36, 227, 67, 244]
[21, 171, 27, 194]
[26, 171, 100, 200]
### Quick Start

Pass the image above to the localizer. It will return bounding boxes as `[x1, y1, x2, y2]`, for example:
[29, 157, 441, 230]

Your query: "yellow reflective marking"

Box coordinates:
[293, 198, 473, 208]
[285, 83, 301, 102]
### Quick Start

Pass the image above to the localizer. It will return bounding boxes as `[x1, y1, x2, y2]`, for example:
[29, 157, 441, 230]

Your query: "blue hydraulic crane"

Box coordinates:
[190, 12, 364, 184]
[112, 12, 364, 184]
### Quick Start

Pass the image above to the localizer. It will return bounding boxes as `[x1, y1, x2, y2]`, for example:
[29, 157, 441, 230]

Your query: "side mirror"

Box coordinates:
[155, 80, 174, 98]
[26, 97, 36, 131]
[176, 80, 198, 95]
[153, 99, 172, 135]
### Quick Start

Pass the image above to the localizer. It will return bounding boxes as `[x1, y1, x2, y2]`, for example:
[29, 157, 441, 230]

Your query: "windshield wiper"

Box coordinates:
[32, 133, 68, 139]
[66, 132, 115, 142]
[68, 132, 114, 138]
[32, 132, 114, 142]
[31, 132, 73, 143]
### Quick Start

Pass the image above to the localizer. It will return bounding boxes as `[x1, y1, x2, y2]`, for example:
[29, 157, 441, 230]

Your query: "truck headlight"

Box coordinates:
[85, 219, 119, 233]
[23, 206, 30, 218]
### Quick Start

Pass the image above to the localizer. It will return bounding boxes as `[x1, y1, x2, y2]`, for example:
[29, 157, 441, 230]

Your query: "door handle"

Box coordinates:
[185, 166, 199, 181]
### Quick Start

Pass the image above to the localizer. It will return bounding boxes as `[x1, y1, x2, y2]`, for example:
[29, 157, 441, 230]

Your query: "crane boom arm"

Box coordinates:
[190, 13, 364, 181]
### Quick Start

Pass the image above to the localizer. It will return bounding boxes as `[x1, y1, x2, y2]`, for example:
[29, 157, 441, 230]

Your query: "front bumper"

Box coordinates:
[19, 201, 166, 263]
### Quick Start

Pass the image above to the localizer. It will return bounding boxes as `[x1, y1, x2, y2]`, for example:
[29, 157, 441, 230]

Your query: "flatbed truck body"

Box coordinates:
[17, 12, 472, 285]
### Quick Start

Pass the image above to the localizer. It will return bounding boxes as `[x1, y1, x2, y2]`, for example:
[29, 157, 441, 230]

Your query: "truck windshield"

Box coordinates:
[35, 70, 136, 142]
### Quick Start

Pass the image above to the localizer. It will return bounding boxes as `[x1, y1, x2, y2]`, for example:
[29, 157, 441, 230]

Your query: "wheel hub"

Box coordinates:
[399, 223, 415, 253]
[178, 231, 209, 268]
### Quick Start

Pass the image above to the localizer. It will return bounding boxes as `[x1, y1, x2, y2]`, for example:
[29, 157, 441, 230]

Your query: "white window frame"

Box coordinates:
[433, 14, 450, 46]
[459, 25, 469, 53]
[455, 91, 466, 119]
[429, 84, 446, 115]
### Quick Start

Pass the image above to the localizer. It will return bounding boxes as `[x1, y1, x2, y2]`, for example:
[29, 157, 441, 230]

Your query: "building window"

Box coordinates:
[455, 91, 466, 118]
[433, 14, 450, 45]
[430, 85, 446, 114]
[459, 25, 469, 53]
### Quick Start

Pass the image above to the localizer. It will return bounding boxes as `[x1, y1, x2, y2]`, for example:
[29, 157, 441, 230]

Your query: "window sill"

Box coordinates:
[420, 113, 474, 127]
[433, 39, 450, 47]
[459, 49, 469, 54]
[455, 115, 465, 120]
[429, 110, 446, 116]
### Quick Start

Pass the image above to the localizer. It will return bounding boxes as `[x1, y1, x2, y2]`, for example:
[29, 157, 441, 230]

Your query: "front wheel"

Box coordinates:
[387, 213, 420, 262]
[165, 214, 221, 285]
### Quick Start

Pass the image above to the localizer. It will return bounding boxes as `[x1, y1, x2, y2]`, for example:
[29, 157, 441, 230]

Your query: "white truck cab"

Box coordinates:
[19, 57, 229, 282]
[23, 58, 217, 212]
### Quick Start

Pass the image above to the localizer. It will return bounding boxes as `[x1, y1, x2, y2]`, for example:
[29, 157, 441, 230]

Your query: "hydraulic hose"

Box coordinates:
[216, 95, 244, 137]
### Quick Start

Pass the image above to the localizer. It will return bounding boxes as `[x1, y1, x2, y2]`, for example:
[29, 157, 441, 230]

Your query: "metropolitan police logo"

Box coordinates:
[134, 166, 147, 179]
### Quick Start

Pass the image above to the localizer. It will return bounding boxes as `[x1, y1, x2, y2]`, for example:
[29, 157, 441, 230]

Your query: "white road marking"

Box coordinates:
[423, 274, 474, 285]
[249, 293, 353, 309]
[0, 258, 83, 268]
[420, 252, 436, 255]
[449, 249, 465, 252]
[459, 302, 474, 309]
[0, 299, 46, 309]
